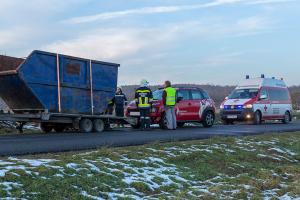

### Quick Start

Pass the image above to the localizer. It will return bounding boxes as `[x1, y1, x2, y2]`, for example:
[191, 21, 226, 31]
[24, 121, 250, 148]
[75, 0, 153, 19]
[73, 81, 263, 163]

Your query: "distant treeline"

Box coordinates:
[0, 85, 299, 110]
[121, 84, 300, 109]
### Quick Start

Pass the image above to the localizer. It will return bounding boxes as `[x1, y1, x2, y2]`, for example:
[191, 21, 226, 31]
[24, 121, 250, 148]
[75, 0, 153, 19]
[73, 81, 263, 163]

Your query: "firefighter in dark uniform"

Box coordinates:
[135, 79, 153, 130]
[114, 87, 127, 117]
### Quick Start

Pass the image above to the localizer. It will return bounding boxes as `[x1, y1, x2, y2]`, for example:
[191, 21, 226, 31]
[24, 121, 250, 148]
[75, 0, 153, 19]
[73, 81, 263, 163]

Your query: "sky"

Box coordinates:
[0, 0, 299, 86]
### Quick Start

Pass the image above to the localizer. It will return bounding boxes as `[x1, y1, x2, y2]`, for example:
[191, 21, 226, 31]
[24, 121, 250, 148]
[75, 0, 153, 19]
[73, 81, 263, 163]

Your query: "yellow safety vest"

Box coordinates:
[164, 87, 176, 106]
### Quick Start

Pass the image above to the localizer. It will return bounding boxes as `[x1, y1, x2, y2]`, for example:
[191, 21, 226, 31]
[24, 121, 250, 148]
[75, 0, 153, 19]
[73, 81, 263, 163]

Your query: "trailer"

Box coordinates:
[0, 50, 128, 133]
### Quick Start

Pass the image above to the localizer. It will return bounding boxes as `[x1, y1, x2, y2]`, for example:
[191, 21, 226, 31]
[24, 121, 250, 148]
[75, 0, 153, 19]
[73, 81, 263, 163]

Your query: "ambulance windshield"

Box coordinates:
[228, 89, 259, 99]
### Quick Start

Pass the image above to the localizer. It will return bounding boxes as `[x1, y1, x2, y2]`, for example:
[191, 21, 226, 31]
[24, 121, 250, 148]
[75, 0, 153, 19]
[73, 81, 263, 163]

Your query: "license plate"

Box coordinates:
[130, 112, 140, 116]
[227, 115, 237, 119]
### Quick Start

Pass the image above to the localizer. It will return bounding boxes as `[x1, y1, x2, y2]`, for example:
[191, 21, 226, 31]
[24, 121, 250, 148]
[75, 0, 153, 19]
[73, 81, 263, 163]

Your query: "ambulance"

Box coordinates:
[220, 75, 293, 125]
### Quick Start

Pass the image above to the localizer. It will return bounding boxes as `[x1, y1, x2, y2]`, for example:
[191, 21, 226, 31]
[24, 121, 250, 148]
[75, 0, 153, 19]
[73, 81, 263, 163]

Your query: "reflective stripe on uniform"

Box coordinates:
[136, 89, 151, 93]
[136, 89, 151, 108]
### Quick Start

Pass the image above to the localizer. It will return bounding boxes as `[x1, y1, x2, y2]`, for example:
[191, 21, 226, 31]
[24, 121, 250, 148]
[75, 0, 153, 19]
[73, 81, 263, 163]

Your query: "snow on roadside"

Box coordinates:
[18, 159, 58, 167]
[268, 147, 297, 156]
[0, 136, 299, 199]
[0, 182, 23, 196]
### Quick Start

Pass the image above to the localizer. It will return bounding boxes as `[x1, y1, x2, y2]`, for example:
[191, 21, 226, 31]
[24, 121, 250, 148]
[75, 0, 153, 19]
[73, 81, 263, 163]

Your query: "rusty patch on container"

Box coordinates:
[66, 63, 81, 75]
[0, 55, 24, 72]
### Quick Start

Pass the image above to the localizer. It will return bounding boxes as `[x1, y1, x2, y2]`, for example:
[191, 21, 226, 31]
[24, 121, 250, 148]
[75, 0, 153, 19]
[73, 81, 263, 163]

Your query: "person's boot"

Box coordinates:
[140, 119, 145, 131]
[145, 119, 151, 131]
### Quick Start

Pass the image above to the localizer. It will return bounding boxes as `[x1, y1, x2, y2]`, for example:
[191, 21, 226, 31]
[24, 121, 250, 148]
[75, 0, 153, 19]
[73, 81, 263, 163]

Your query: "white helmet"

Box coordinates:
[140, 79, 149, 87]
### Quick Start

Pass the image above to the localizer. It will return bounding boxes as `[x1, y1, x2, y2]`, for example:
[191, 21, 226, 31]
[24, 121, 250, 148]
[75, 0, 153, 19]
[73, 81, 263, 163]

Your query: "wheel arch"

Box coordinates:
[254, 109, 262, 116]
[201, 107, 215, 120]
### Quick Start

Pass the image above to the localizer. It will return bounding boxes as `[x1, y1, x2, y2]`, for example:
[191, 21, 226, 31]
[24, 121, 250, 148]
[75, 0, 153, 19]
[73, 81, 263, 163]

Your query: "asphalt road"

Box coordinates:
[1, 122, 300, 156]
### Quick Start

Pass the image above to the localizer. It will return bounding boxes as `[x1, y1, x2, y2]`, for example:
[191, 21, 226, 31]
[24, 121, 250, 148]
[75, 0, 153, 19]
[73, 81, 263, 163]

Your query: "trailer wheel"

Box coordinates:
[79, 118, 93, 133]
[53, 125, 65, 133]
[40, 123, 53, 133]
[93, 119, 105, 133]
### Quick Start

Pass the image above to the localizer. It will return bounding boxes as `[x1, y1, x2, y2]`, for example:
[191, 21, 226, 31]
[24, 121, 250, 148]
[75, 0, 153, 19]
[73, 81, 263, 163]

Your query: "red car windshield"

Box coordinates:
[153, 90, 163, 100]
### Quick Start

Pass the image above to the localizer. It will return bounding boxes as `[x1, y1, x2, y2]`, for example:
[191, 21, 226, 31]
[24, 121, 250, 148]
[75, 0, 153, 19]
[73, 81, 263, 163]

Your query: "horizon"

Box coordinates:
[1, 0, 299, 86]
[120, 82, 300, 87]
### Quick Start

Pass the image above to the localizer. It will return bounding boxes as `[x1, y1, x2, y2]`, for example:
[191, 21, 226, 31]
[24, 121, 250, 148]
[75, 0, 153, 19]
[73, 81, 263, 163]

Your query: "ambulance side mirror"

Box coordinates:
[177, 97, 183, 103]
[259, 94, 267, 100]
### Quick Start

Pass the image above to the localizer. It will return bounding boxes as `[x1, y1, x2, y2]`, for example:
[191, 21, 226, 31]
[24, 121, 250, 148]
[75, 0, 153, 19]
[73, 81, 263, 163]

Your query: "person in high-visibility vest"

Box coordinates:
[162, 80, 177, 130]
[135, 79, 153, 130]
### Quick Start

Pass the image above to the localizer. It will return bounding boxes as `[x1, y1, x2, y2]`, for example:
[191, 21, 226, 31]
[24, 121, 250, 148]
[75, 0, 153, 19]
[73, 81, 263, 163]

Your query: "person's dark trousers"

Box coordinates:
[115, 104, 124, 117]
[139, 108, 150, 130]
[105, 105, 114, 115]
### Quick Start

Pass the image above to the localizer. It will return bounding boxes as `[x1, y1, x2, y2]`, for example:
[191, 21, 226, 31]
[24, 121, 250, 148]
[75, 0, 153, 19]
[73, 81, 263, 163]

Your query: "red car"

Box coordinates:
[126, 87, 216, 128]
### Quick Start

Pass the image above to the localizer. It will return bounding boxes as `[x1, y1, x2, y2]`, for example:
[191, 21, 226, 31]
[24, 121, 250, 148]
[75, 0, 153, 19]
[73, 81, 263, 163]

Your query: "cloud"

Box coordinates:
[43, 26, 181, 61]
[0, 27, 34, 48]
[64, 0, 246, 24]
[246, 0, 295, 5]
[44, 15, 271, 62]
[198, 52, 244, 67]
[0, 0, 87, 13]
[64, 0, 292, 24]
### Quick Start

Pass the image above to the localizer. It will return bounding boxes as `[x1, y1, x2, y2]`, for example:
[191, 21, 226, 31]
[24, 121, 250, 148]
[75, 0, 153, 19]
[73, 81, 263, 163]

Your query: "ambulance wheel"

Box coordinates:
[177, 122, 185, 128]
[253, 111, 262, 125]
[93, 119, 105, 132]
[79, 118, 93, 133]
[159, 114, 168, 129]
[40, 123, 53, 133]
[202, 111, 215, 128]
[282, 111, 291, 124]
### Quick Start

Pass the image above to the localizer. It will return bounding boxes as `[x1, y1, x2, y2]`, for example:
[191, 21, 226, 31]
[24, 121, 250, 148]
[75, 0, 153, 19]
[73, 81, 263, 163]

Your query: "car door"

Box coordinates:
[256, 88, 272, 119]
[190, 89, 203, 121]
[268, 88, 281, 118]
[278, 89, 291, 117]
[176, 89, 193, 121]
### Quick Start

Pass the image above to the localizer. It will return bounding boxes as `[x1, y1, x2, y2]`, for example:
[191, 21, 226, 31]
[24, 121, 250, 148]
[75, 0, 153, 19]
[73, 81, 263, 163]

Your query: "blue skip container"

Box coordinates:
[0, 50, 119, 115]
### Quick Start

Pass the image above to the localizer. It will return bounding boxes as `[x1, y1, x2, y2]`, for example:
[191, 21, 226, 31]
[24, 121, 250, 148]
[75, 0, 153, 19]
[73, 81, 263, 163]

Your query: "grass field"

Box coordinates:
[1, 132, 300, 199]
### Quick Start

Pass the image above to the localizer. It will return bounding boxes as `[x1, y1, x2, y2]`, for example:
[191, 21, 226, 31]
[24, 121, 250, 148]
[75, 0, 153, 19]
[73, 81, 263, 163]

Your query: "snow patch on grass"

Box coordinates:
[0, 182, 23, 196]
[1, 133, 300, 199]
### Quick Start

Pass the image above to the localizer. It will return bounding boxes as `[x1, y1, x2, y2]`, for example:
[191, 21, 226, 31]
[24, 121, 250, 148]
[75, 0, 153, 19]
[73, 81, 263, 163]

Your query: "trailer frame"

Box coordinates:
[0, 109, 130, 133]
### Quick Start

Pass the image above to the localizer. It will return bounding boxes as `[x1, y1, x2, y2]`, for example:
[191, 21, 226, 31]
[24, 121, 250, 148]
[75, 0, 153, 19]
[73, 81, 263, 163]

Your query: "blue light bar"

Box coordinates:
[224, 105, 244, 110]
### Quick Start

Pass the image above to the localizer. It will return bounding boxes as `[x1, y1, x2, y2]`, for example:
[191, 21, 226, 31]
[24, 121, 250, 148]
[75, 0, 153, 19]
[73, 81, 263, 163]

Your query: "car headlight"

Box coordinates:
[220, 105, 224, 109]
[243, 104, 253, 109]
